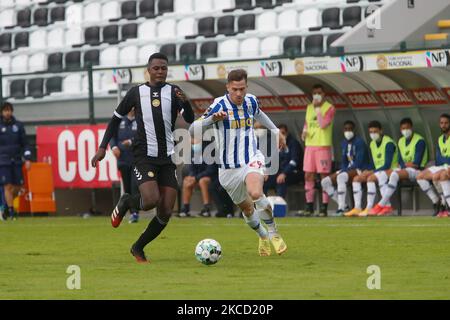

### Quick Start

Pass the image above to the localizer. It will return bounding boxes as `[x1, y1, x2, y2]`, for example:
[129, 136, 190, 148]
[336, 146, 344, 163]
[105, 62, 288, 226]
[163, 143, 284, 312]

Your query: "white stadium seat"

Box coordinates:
[219, 39, 239, 59]
[119, 46, 138, 65]
[66, 4, 83, 27]
[32, 0, 48, 4]
[28, 53, 47, 72]
[102, 1, 120, 21]
[257, 11, 277, 32]
[47, 28, 65, 48]
[100, 47, 119, 67]
[175, 0, 194, 14]
[260, 36, 281, 57]
[0, 9, 15, 28]
[82, 73, 102, 93]
[2, 79, 9, 98]
[65, 27, 83, 46]
[63, 74, 82, 95]
[11, 54, 29, 73]
[213, 0, 233, 11]
[177, 17, 196, 38]
[240, 38, 260, 58]
[299, 8, 320, 30]
[83, 2, 101, 23]
[294, 0, 318, 5]
[15, 0, 31, 6]
[0, 0, 14, 8]
[30, 30, 47, 49]
[138, 20, 157, 40]
[278, 9, 298, 30]
[157, 19, 176, 39]
[194, 0, 213, 12]
[0, 56, 11, 74]
[138, 44, 158, 64]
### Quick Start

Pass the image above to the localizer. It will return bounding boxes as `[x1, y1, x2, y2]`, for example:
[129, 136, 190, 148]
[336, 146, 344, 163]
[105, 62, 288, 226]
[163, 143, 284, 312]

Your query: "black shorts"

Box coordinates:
[0, 164, 24, 185]
[133, 157, 178, 189]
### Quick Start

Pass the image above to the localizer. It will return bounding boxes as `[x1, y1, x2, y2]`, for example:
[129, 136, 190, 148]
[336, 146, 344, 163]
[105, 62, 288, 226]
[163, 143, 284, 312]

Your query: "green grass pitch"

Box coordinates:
[1, 216, 450, 299]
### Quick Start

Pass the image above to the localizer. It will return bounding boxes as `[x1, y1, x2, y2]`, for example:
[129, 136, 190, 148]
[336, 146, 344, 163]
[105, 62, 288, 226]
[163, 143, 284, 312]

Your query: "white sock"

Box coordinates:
[376, 171, 390, 206]
[441, 180, 450, 207]
[242, 211, 268, 239]
[336, 172, 349, 210]
[434, 181, 446, 205]
[379, 171, 399, 206]
[253, 195, 277, 235]
[321, 176, 338, 203]
[417, 179, 439, 204]
[352, 181, 362, 209]
[366, 182, 377, 209]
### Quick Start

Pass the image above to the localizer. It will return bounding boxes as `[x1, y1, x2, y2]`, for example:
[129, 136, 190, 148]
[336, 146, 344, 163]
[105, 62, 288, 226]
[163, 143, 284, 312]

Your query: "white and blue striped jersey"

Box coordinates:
[201, 94, 262, 169]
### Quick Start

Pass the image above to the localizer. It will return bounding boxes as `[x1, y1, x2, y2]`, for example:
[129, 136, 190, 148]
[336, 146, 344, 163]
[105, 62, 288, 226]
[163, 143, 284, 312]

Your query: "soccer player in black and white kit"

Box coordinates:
[91, 53, 194, 263]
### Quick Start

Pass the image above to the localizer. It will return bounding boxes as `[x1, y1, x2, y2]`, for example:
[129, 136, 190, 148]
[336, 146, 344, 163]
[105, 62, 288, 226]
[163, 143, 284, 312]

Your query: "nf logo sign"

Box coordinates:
[340, 56, 364, 72]
[426, 51, 450, 67]
[184, 65, 205, 81]
[260, 61, 283, 77]
[112, 68, 132, 84]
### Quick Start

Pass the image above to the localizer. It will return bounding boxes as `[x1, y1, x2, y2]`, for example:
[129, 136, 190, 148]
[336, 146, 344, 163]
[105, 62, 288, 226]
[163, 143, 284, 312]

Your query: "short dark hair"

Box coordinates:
[343, 120, 355, 129]
[368, 120, 382, 129]
[148, 52, 168, 64]
[312, 84, 324, 91]
[440, 113, 450, 121]
[1, 101, 13, 112]
[400, 118, 413, 126]
[278, 124, 288, 131]
[227, 69, 247, 83]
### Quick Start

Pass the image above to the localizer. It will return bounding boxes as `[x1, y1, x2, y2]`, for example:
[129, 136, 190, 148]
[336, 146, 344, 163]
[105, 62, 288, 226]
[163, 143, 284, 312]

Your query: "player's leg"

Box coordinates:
[317, 148, 333, 217]
[0, 185, 6, 221]
[180, 176, 196, 217]
[365, 173, 380, 216]
[368, 170, 392, 216]
[432, 169, 447, 216]
[303, 147, 316, 216]
[417, 169, 441, 215]
[198, 177, 212, 217]
[321, 172, 338, 206]
[376, 169, 407, 216]
[438, 169, 450, 217]
[345, 170, 371, 216]
[129, 167, 140, 223]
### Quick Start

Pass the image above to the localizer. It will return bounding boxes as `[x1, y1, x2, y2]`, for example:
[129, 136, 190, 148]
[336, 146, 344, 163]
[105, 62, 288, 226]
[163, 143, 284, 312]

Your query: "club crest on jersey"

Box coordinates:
[152, 99, 161, 107]
[148, 171, 155, 178]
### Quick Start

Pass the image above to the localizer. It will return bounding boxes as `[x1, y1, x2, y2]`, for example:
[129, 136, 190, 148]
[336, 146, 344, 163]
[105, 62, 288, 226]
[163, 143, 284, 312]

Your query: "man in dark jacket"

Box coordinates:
[263, 124, 303, 199]
[110, 108, 140, 223]
[0, 102, 31, 220]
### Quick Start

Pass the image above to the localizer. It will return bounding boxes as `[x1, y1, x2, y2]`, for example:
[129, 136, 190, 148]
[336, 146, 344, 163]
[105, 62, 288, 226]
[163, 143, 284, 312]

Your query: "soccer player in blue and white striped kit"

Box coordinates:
[189, 69, 287, 256]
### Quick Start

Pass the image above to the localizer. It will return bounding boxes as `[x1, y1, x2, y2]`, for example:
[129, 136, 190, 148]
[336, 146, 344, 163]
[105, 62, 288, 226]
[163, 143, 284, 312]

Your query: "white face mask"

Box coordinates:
[344, 131, 354, 141]
[401, 129, 412, 139]
[370, 133, 380, 141]
[313, 94, 323, 104]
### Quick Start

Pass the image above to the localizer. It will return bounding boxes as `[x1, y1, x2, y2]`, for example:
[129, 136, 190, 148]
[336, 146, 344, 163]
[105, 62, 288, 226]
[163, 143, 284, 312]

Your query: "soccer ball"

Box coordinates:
[195, 239, 222, 265]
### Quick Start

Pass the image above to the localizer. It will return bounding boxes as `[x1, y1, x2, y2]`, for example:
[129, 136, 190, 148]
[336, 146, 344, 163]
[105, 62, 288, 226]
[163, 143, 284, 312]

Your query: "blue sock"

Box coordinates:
[9, 206, 15, 218]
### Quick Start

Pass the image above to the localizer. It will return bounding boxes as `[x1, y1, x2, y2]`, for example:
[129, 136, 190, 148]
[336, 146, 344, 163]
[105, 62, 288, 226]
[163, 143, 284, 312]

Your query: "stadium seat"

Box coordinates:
[0, 56, 11, 74]
[65, 27, 83, 46]
[11, 54, 29, 74]
[28, 78, 44, 98]
[138, 20, 157, 40]
[46, 76, 63, 95]
[10, 80, 26, 99]
[218, 16, 236, 36]
[14, 32, 29, 49]
[15, 0, 31, 5]
[194, 0, 213, 12]
[84, 49, 100, 66]
[0, 0, 14, 7]
[305, 34, 324, 56]
[121, 1, 137, 20]
[200, 41, 218, 59]
[17, 8, 32, 28]
[175, 0, 194, 14]
[327, 32, 344, 54]
[342, 6, 362, 27]
[240, 37, 260, 58]
[160, 43, 176, 62]
[257, 11, 277, 32]
[122, 23, 138, 41]
[102, 1, 120, 21]
[83, 2, 101, 23]
[30, 30, 47, 49]
[256, 0, 274, 9]
[47, 52, 63, 72]
[177, 18, 196, 38]
[213, 0, 233, 10]
[197, 17, 216, 37]
[278, 9, 297, 30]
[2, 80, 9, 99]
[0, 33, 12, 52]
[138, 44, 158, 64]
[119, 46, 138, 65]
[50, 7, 66, 23]
[261, 36, 281, 56]
[158, 0, 174, 15]
[180, 42, 197, 62]
[29, 53, 47, 72]
[139, 0, 156, 18]
[0, 9, 15, 28]
[66, 3, 83, 26]
[47, 28, 64, 48]
[276, 0, 293, 4]
[65, 51, 81, 70]
[299, 8, 320, 30]
[103, 25, 120, 44]
[283, 35, 302, 56]
[238, 14, 255, 33]
[157, 19, 176, 39]
[317, 7, 341, 30]
[34, 8, 48, 26]
[235, 0, 252, 10]
[84, 27, 100, 46]
[100, 47, 120, 67]
[219, 38, 239, 59]
[62, 74, 82, 95]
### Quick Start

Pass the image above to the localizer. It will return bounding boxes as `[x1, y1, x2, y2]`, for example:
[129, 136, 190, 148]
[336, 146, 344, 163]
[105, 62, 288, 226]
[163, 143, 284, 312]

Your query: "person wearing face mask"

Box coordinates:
[321, 120, 371, 216]
[369, 118, 428, 216]
[301, 84, 336, 217]
[345, 121, 398, 217]
[417, 113, 450, 217]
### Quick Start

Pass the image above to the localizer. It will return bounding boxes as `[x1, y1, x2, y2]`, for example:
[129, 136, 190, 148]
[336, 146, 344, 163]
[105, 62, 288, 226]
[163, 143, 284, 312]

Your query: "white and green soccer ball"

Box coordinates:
[195, 239, 222, 265]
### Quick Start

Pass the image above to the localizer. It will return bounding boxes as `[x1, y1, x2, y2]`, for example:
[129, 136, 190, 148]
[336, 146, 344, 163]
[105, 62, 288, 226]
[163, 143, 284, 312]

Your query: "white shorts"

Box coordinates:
[218, 152, 265, 205]
[427, 165, 449, 175]
[393, 167, 420, 181]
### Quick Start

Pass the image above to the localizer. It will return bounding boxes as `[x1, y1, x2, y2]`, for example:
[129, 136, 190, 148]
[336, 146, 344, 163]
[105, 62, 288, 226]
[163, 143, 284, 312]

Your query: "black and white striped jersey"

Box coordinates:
[103, 82, 194, 161]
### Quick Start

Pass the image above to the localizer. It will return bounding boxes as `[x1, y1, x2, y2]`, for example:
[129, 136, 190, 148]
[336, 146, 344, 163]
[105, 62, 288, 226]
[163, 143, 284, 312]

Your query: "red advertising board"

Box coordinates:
[345, 92, 379, 108]
[377, 90, 413, 106]
[410, 88, 448, 105]
[36, 125, 120, 189]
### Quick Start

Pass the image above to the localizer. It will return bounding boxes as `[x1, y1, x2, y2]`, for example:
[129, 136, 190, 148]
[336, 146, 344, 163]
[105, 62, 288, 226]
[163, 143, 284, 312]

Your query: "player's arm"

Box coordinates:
[19, 122, 32, 169]
[173, 86, 195, 124]
[188, 103, 226, 136]
[410, 140, 426, 169]
[253, 109, 286, 149]
[91, 88, 135, 167]
[352, 139, 368, 171]
[340, 140, 349, 171]
[316, 105, 335, 129]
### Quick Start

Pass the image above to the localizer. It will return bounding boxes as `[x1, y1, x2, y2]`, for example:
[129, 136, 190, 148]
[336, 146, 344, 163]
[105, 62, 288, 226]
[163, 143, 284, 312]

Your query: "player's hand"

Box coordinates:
[25, 160, 31, 170]
[91, 148, 106, 168]
[112, 146, 121, 158]
[405, 162, 415, 168]
[301, 130, 307, 142]
[278, 133, 286, 150]
[212, 111, 227, 122]
[264, 175, 269, 182]
[277, 173, 286, 184]
[122, 139, 132, 147]
[175, 87, 187, 103]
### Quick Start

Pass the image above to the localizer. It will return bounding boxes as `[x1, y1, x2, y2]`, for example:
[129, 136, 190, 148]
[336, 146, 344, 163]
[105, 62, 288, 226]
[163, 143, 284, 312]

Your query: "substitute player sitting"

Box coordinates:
[189, 69, 287, 256]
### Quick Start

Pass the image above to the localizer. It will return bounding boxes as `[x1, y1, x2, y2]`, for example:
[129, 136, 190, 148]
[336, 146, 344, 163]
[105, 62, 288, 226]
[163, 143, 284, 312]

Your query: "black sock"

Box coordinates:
[134, 216, 169, 249]
[182, 204, 190, 213]
[9, 207, 14, 218]
[203, 203, 211, 212]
